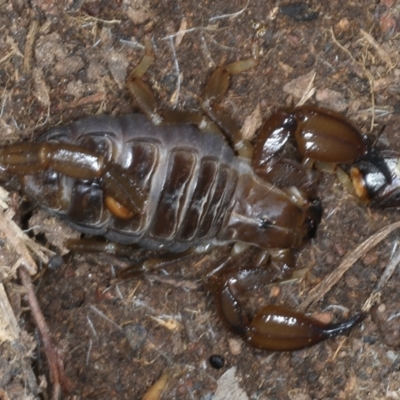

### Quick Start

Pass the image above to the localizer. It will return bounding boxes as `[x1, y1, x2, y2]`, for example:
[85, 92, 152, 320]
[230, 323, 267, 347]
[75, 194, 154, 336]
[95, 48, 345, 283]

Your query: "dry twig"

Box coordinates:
[23, 18, 39, 74]
[298, 221, 400, 312]
[19, 266, 71, 400]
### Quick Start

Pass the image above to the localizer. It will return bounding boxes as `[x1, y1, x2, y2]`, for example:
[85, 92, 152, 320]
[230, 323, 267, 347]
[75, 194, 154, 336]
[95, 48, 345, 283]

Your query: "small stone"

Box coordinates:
[228, 338, 242, 356]
[209, 355, 225, 369]
[269, 286, 281, 298]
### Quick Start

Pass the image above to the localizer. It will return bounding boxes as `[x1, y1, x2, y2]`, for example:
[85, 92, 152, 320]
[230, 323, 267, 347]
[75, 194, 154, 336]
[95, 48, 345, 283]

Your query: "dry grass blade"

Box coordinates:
[0, 210, 38, 275]
[360, 29, 393, 69]
[0, 187, 53, 275]
[0, 283, 20, 343]
[298, 221, 400, 312]
[23, 18, 39, 74]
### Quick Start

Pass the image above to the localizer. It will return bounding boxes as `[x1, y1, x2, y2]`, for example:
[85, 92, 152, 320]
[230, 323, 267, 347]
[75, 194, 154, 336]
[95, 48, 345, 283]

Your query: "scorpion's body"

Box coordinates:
[2, 49, 394, 352]
[15, 114, 313, 253]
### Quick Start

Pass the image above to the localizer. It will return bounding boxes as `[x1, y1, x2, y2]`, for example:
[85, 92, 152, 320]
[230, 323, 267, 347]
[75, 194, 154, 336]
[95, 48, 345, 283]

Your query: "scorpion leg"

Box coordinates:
[127, 39, 260, 149]
[116, 248, 196, 280]
[251, 106, 369, 195]
[0, 142, 104, 177]
[206, 250, 364, 351]
[201, 58, 258, 158]
[101, 162, 146, 217]
[0, 142, 145, 215]
[250, 105, 400, 208]
[127, 39, 221, 134]
[66, 238, 141, 257]
[66, 237, 195, 279]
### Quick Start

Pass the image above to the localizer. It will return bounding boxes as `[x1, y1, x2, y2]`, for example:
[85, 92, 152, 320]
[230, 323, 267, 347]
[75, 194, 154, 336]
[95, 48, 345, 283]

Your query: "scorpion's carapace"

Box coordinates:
[1, 43, 394, 352]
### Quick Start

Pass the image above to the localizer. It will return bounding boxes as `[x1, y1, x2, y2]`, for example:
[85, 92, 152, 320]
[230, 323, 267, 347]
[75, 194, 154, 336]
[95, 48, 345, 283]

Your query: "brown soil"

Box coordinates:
[1, 0, 400, 399]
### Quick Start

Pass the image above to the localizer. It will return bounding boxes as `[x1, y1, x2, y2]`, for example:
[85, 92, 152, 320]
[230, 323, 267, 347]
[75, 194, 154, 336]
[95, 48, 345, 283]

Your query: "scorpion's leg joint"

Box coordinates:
[0, 142, 104, 179]
[102, 163, 146, 216]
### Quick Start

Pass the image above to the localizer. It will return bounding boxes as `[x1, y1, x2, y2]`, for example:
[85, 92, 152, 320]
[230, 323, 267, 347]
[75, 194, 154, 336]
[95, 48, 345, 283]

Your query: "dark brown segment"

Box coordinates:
[112, 141, 158, 233]
[102, 164, 145, 214]
[178, 158, 218, 240]
[294, 107, 368, 163]
[150, 150, 196, 239]
[68, 181, 105, 224]
[44, 143, 105, 179]
[125, 141, 159, 187]
[76, 135, 114, 162]
[218, 174, 307, 249]
[247, 306, 364, 351]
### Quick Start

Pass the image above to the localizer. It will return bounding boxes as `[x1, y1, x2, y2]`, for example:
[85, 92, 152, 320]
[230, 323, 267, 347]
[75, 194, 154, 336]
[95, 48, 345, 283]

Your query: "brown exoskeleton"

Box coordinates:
[1, 40, 397, 351]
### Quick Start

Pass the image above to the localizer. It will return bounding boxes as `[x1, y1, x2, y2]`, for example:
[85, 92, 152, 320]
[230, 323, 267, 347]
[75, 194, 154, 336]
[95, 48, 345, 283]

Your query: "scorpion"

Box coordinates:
[0, 42, 398, 352]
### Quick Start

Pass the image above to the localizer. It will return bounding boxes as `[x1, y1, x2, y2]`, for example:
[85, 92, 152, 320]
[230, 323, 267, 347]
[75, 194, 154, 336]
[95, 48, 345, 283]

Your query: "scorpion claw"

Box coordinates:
[244, 305, 365, 351]
[209, 267, 365, 352]
[1, 46, 388, 355]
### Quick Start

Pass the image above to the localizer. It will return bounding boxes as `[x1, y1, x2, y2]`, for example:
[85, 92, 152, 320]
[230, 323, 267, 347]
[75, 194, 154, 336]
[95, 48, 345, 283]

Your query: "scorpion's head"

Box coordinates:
[218, 174, 322, 250]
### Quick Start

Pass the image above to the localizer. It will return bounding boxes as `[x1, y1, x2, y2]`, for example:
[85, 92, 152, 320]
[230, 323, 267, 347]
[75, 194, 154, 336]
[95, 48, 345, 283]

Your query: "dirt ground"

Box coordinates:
[1, 0, 400, 399]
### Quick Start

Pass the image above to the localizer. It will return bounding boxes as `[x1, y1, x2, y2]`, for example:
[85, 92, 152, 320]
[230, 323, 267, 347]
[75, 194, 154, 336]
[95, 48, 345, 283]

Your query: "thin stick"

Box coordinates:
[168, 36, 181, 107]
[19, 265, 71, 399]
[0, 209, 38, 274]
[208, 0, 250, 22]
[23, 18, 39, 74]
[298, 221, 400, 312]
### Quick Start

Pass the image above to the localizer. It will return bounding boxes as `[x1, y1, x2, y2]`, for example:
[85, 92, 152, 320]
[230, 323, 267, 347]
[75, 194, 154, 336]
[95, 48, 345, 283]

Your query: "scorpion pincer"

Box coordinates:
[0, 44, 397, 351]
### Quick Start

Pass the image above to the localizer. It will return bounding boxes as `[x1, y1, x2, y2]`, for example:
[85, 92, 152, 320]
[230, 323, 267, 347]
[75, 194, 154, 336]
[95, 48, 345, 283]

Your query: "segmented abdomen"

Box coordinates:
[22, 115, 243, 251]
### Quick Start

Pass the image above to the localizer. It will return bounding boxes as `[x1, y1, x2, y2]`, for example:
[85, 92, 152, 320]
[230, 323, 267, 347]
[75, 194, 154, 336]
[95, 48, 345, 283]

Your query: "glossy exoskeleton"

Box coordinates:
[1, 44, 396, 351]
